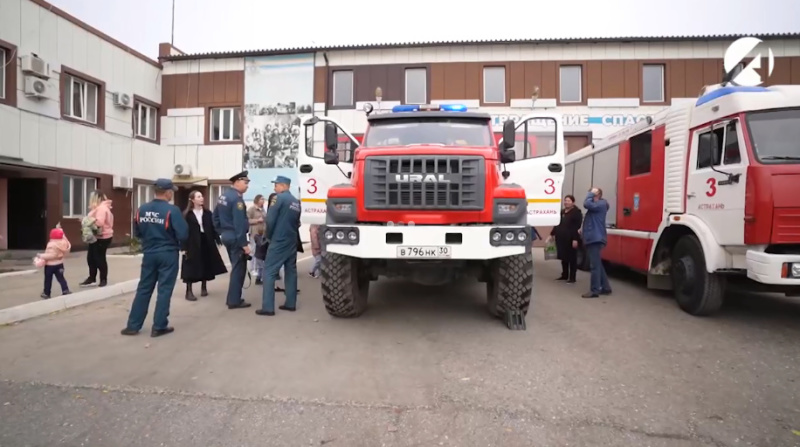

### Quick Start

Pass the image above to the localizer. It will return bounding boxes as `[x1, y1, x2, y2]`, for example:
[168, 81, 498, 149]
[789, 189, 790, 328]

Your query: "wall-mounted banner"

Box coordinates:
[243, 54, 314, 201]
[491, 113, 653, 129]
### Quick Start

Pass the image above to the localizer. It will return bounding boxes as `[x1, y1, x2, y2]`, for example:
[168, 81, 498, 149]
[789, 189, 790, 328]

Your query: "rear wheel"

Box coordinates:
[321, 252, 369, 318]
[487, 254, 533, 317]
[670, 235, 725, 316]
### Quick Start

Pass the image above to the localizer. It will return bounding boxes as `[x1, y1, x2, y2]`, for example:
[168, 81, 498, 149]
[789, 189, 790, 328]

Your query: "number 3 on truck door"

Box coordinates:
[500, 113, 566, 227]
[297, 117, 358, 225]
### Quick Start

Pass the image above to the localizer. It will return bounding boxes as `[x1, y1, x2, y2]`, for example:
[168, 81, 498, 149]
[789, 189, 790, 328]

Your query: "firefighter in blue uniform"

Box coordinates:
[213, 170, 252, 309]
[256, 175, 301, 316]
[121, 179, 189, 337]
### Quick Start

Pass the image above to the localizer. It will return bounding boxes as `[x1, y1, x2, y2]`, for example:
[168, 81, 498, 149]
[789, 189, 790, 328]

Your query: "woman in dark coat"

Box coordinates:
[550, 194, 583, 283]
[181, 190, 228, 301]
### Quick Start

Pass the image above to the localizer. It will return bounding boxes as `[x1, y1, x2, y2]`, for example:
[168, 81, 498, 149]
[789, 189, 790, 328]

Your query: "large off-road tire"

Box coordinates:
[487, 254, 534, 318]
[320, 252, 369, 318]
[670, 235, 726, 316]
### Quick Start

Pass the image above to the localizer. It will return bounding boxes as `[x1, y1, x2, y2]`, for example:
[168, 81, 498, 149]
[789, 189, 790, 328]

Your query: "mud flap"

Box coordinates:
[504, 309, 527, 331]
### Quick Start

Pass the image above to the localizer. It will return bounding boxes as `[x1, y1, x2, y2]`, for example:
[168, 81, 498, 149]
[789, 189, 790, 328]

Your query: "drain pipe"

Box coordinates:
[323, 52, 330, 116]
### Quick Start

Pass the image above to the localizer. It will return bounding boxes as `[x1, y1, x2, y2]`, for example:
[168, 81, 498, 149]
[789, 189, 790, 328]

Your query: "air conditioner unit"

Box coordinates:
[23, 75, 52, 99]
[21, 54, 50, 79]
[174, 164, 193, 177]
[112, 92, 133, 109]
[113, 175, 133, 189]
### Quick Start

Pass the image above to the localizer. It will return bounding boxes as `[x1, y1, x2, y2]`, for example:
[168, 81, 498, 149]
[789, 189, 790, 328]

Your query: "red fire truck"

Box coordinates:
[564, 83, 800, 316]
[298, 104, 566, 328]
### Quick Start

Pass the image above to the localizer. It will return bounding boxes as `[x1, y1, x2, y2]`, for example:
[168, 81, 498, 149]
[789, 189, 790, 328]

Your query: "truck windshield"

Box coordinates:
[746, 108, 800, 163]
[363, 117, 493, 147]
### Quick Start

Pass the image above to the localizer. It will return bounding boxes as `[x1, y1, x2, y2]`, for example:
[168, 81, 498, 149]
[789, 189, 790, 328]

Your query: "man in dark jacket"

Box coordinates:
[581, 187, 612, 298]
[122, 179, 189, 337]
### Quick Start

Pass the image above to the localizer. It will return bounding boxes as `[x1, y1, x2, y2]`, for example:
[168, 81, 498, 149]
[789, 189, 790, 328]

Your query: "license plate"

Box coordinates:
[396, 246, 452, 259]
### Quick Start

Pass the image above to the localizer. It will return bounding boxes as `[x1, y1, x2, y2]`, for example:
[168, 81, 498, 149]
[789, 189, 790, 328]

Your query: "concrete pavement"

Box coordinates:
[0, 252, 799, 446]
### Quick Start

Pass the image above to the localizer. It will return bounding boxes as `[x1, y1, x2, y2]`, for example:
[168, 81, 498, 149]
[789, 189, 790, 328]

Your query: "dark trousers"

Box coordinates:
[224, 242, 247, 307]
[43, 264, 69, 295]
[260, 245, 298, 312]
[560, 248, 578, 282]
[87, 237, 112, 281]
[586, 242, 611, 294]
[126, 251, 179, 331]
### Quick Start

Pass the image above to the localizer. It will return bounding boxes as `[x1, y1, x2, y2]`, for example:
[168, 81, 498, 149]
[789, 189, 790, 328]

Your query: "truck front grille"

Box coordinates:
[364, 155, 485, 210]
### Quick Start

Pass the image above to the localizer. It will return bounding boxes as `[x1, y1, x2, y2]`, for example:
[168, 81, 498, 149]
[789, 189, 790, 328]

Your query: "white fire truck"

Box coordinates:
[565, 83, 800, 316]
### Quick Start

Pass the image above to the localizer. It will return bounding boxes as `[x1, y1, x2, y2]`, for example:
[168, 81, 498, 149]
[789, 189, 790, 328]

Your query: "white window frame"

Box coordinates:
[135, 102, 157, 140]
[64, 74, 99, 124]
[209, 184, 232, 211]
[332, 70, 354, 107]
[62, 175, 97, 218]
[0, 48, 6, 100]
[209, 107, 241, 142]
[559, 65, 583, 104]
[483, 66, 506, 104]
[642, 64, 665, 103]
[404, 68, 427, 105]
[136, 184, 154, 210]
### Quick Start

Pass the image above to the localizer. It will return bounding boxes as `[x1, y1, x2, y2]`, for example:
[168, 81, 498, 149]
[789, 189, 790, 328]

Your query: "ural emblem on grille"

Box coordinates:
[394, 174, 452, 183]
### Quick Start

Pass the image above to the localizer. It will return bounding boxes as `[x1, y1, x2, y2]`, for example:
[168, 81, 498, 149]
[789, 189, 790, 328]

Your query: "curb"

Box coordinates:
[0, 269, 38, 279]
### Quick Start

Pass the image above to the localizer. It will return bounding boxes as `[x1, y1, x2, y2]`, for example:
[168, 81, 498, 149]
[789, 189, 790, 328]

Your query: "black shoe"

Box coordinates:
[279, 305, 296, 312]
[79, 278, 95, 287]
[556, 276, 568, 281]
[566, 280, 576, 285]
[185, 289, 197, 302]
[40, 293, 50, 299]
[274, 286, 285, 292]
[582, 292, 599, 298]
[200, 287, 209, 297]
[62, 290, 72, 295]
[120, 328, 139, 336]
[98, 280, 107, 288]
[228, 301, 252, 310]
[151, 327, 175, 338]
[255, 278, 263, 285]
[600, 289, 612, 295]
[255, 309, 275, 316]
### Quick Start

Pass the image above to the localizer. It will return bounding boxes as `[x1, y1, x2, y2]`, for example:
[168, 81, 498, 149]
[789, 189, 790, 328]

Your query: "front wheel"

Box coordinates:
[320, 252, 370, 318]
[487, 254, 534, 318]
[670, 235, 726, 316]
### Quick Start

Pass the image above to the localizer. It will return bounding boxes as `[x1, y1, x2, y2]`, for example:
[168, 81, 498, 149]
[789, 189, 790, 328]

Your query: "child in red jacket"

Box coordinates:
[36, 228, 72, 299]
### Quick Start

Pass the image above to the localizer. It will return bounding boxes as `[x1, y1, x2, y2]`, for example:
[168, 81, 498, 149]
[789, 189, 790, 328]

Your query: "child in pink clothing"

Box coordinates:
[36, 228, 72, 299]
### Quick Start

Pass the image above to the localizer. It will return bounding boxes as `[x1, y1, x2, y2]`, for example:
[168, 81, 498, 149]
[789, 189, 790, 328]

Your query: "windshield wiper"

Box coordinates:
[762, 156, 800, 160]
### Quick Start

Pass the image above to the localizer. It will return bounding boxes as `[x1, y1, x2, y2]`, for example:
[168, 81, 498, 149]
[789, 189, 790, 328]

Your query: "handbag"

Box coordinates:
[544, 236, 558, 261]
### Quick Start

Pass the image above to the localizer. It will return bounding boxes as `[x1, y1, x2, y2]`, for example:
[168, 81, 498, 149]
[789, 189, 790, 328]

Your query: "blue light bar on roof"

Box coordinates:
[391, 104, 468, 113]
[696, 86, 770, 106]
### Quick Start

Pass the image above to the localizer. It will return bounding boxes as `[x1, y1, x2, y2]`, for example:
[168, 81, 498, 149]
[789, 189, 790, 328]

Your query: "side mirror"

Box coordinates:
[324, 150, 339, 165]
[501, 120, 516, 150]
[709, 133, 721, 165]
[500, 149, 516, 164]
[324, 122, 338, 152]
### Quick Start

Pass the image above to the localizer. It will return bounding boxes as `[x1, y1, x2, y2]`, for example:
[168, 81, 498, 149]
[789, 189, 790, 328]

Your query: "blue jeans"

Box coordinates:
[126, 251, 179, 331]
[585, 242, 611, 294]
[310, 255, 321, 275]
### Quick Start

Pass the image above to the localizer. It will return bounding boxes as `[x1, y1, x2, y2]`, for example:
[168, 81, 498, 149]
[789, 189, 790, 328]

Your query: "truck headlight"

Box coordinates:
[492, 231, 502, 242]
[327, 198, 357, 224]
[320, 225, 360, 246]
[517, 231, 527, 242]
[497, 203, 517, 213]
[791, 263, 800, 278]
[489, 226, 531, 250]
[325, 230, 334, 240]
[493, 198, 527, 225]
[504, 232, 515, 241]
[334, 203, 353, 213]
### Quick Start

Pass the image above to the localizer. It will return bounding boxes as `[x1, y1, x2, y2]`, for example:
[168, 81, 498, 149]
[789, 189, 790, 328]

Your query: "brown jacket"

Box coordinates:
[309, 224, 321, 256]
[247, 205, 265, 236]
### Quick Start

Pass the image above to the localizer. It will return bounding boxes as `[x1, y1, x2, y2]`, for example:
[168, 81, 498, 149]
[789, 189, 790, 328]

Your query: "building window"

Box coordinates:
[559, 65, 582, 104]
[134, 99, 159, 141]
[629, 131, 652, 176]
[332, 70, 353, 108]
[209, 184, 231, 210]
[0, 40, 17, 107]
[0, 48, 5, 100]
[209, 107, 241, 142]
[697, 121, 741, 169]
[62, 175, 97, 218]
[136, 184, 154, 210]
[405, 68, 427, 105]
[643, 64, 665, 103]
[63, 73, 100, 124]
[483, 66, 506, 104]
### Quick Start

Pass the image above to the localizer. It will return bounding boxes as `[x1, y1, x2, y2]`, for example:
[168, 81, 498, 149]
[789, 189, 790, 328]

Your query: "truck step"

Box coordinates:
[504, 309, 527, 331]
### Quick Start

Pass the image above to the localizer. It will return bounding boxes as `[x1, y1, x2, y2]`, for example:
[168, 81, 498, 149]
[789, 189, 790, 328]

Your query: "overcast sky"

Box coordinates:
[48, 0, 800, 59]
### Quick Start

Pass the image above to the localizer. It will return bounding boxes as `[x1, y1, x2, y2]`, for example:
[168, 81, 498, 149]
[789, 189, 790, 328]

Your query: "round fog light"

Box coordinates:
[336, 231, 345, 240]
[505, 232, 515, 241]
[324, 230, 334, 240]
[517, 232, 527, 241]
[348, 231, 358, 241]
[492, 232, 501, 242]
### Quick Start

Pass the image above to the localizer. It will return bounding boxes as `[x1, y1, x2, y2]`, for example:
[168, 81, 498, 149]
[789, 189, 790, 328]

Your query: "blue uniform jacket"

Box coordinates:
[265, 191, 301, 251]
[213, 188, 249, 247]
[582, 192, 609, 246]
[134, 199, 189, 254]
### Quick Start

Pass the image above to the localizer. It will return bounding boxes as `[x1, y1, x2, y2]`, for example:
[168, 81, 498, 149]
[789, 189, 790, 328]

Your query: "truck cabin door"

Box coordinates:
[686, 119, 747, 245]
[499, 114, 566, 227]
[298, 117, 358, 225]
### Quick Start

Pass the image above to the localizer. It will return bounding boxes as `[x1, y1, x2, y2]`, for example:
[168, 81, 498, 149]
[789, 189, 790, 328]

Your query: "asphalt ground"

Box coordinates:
[1, 252, 798, 447]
